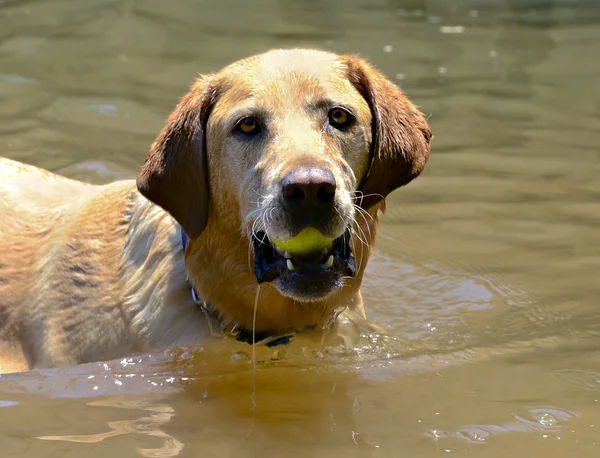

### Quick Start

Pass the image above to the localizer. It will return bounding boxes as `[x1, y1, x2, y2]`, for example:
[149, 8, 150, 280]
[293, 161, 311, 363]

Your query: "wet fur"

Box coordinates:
[0, 49, 431, 373]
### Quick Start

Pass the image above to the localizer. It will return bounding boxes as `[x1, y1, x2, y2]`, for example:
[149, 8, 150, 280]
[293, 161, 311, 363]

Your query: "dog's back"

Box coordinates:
[0, 158, 90, 310]
[0, 157, 202, 372]
[0, 158, 138, 370]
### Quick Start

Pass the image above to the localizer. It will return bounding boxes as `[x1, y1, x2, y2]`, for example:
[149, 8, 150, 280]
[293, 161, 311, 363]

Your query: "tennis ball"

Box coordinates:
[272, 227, 334, 255]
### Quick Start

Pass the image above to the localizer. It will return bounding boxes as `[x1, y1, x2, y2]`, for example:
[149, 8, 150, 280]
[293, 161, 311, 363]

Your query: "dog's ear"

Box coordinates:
[342, 55, 432, 209]
[136, 76, 219, 239]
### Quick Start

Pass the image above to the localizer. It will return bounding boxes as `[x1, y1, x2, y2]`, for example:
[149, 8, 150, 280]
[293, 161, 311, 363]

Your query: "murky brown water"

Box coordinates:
[1, 0, 600, 456]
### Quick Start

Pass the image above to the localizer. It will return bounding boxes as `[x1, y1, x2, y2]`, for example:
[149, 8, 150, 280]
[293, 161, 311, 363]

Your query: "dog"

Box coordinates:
[0, 49, 432, 373]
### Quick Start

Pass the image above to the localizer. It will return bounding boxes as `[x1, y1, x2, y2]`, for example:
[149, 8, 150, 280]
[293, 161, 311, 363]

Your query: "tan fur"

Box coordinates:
[0, 49, 431, 373]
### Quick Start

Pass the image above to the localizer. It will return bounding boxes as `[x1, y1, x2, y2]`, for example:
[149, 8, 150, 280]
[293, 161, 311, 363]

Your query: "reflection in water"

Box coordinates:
[470, 0, 559, 149]
[427, 405, 579, 445]
[37, 397, 184, 458]
[500, 0, 557, 87]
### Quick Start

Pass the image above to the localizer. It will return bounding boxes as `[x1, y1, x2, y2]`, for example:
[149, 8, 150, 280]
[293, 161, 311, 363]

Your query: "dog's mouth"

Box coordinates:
[252, 229, 356, 299]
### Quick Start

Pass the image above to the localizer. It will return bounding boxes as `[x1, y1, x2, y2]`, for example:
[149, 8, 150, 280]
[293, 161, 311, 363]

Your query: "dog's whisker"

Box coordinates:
[349, 236, 362, 274]
[335, 206, 370, 262]
[350, 190, 365, 207]
[251, 230, 268, 246]
[350, 191, 384, 200]
[333, 207, 358, 264]
[248, 205, 279, 248]
[353, 202, 374, 221]
[353, 206, 374, 250]
[260, 229, 270, 246]
[350, 224, 368, 274]
[353, 204, 373, 241]
[260, 210, 270, 244]
[353, 218, 371, 250]
[266, 207, 276, 229]
[353, 231, 369, 274]
[351, 220, 368, 247]
[349, 208, 372, 274]
[247, 222, 258, 269]
[246, 208, 264, 221]
[250, 217, 262, 241]
[252, 189, 269, 199]
[350, 192, 384, 208]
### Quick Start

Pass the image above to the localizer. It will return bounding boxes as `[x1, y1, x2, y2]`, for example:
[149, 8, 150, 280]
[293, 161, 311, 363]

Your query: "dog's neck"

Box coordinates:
[178, 200, 381, 339]
[196, 299, 328, 347]
[182, 223, 364, 337]
[180, 227, 328, 346]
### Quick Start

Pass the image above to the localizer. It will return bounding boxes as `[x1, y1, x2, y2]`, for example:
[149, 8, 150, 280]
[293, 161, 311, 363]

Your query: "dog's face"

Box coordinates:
[137, 49, 431, 303]
[206, 51, 374, 300]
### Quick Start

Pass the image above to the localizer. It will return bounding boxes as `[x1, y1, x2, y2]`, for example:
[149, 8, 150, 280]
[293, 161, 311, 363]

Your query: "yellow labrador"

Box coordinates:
[0, 49, 432, 373]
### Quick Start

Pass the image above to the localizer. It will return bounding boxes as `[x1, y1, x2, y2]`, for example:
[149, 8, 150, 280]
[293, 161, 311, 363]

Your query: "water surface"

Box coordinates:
[1, 0, 599, 456]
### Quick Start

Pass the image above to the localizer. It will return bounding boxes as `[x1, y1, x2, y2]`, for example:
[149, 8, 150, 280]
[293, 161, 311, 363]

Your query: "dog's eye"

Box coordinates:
[236, 117, 260, 135]
[328, 107, 353, 129]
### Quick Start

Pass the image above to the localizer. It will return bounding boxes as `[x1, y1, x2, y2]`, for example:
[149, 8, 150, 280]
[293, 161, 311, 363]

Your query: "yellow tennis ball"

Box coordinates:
[272, 227, 334, 255]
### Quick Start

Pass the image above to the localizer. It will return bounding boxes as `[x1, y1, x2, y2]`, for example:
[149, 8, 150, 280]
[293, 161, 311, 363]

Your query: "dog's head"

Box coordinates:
[137, 49, 431, 303]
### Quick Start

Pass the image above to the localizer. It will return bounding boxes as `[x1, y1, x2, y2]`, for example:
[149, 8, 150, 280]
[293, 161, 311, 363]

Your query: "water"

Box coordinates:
[1, 0, 600, 456]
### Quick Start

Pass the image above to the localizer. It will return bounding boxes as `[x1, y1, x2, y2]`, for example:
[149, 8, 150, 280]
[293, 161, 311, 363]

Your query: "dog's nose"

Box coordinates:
[281, 167, 336, 210]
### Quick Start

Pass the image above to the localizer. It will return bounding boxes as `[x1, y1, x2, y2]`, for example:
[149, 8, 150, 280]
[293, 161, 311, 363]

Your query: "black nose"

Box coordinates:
[281, 167, 336, 210]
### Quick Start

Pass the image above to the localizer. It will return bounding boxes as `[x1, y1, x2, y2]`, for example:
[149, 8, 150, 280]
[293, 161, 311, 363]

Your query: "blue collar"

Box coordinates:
[180, 228, 188, 252]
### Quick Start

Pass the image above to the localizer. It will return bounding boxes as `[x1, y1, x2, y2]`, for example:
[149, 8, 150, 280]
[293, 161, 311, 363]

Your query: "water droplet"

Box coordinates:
[429, 429, 446, 440]
[538, 413, 557, 426]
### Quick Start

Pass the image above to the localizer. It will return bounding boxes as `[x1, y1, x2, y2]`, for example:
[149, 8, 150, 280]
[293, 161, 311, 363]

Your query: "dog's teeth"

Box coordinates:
[287, 259, 299, 272]
[321, 254, 334, 269]
[284, 251, 292, 259]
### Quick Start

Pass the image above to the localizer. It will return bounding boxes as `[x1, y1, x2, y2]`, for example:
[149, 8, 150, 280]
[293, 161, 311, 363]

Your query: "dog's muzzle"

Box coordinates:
[252, 229, 356, 299]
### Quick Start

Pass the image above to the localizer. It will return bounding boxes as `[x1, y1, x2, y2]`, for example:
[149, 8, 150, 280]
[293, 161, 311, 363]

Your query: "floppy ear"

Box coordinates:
[136, 76, 219, 239]
[342, 55, 433, 209]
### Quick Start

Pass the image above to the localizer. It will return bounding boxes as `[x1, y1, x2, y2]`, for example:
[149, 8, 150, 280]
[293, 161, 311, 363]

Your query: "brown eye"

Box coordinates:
[328, 107, 353, 129]
[236, 117, 260, 135]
